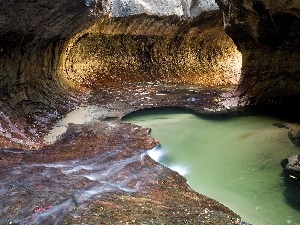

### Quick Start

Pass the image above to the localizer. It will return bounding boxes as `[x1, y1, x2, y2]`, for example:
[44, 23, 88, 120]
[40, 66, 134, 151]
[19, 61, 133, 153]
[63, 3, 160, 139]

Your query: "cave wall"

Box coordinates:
[0, 0, 242, 144]
[61, 13, 241, 90]
[0, 0, 94, 145]
[1, 0, 299, 111]
[0, 0, 241, 103]
[0, 0, 91, 108]
[216, 0, 300, 104]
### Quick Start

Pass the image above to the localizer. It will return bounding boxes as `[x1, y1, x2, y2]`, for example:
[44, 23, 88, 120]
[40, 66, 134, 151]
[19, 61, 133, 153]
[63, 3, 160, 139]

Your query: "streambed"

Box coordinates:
[1, 85, 248, 224]
[123, 108, 300, 225]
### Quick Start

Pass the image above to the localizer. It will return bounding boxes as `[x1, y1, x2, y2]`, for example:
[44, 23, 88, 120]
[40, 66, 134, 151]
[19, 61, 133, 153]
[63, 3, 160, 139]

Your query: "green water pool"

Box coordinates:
[123, 108, 300, 225]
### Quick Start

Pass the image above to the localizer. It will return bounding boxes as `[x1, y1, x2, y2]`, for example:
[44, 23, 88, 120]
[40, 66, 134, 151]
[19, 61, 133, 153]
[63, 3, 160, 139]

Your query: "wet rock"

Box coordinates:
[281, 155, 300, 180]
[0, 0, 281, 224]
[0, 84, 249, 224]
[272, 122, 288, 129]
[0, 118, 245, 224]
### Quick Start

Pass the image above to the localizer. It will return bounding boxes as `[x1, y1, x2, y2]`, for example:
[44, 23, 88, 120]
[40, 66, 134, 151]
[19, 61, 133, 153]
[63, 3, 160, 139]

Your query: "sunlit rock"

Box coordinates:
[62, 13, 241, 91]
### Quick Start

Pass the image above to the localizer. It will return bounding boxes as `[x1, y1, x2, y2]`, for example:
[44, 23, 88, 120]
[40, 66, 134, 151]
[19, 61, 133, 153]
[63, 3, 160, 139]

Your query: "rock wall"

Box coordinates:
[0, 0, 93, 145]
[0, 2, 248, 223]
[0, 0, 241, 105]
[0, 0, 242, 145]
[61, 13, 241, 90]
[0, 0, 91, 107]
[215, 0, 300, 104]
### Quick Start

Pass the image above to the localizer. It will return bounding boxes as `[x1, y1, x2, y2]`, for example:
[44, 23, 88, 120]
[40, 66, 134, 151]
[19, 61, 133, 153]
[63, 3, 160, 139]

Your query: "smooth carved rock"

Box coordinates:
[0, 0, 241, 109]
[216, 0, 300, 104]
[63, 13, 241, 90]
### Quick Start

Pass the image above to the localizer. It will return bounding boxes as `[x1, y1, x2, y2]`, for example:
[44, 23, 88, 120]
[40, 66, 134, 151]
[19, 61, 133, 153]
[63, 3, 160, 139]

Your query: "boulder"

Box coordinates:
[281, 155, 300, 210]
[281, 155, 300, 180]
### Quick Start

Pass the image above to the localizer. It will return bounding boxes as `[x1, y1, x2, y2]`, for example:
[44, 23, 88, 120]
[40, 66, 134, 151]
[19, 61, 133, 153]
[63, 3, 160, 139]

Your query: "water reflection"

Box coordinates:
[282, 174, 300, 212]
[124, 108, 300, 225]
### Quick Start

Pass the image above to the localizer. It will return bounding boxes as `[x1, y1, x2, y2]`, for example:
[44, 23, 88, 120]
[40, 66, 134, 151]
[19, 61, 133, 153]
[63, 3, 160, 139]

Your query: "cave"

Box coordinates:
[0, 0, 299, 224]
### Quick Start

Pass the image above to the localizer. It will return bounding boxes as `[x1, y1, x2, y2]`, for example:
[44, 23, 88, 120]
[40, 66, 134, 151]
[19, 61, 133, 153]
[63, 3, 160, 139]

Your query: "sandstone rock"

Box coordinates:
[2, 0, 299, 223]
[216, 0, 300, 105]
[0, 0, 241, 111]
[62, 13, 241, 90]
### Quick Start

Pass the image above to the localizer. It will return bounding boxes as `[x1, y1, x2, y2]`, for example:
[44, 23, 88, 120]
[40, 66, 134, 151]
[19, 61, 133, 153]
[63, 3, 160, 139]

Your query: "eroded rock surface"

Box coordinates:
[0, 0, 241, 147]
[216, 0, 300, 104]
[2, 0, 299, 224]
[63, 13, 241, 90]
[0, 84, 248, 224]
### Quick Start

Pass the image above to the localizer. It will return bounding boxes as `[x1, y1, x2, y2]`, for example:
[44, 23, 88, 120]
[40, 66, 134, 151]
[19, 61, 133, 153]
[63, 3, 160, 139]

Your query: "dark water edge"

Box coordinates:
[123, 106, 300, 225]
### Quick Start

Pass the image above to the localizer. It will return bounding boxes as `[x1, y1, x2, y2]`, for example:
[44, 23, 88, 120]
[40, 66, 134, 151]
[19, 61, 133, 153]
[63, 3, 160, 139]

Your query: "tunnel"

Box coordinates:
[0, 0, 299, 224]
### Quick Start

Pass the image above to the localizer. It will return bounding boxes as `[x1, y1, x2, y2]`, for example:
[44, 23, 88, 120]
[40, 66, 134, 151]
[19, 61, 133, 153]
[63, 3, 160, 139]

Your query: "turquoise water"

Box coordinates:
[123, 108, 300, 225]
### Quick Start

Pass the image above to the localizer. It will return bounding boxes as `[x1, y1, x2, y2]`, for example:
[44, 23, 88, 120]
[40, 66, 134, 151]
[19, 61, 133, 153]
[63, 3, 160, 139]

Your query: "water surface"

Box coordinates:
[123, 108, 300, 225]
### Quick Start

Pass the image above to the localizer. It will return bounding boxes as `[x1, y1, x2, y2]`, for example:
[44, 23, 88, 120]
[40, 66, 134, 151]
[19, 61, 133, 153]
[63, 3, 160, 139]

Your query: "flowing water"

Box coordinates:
[0, 150, 144, 224]
[123, 108, 300, 225]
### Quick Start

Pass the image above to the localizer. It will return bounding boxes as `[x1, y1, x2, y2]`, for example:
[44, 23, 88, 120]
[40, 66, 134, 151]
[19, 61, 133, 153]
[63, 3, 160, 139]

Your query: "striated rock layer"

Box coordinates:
[216, 0, 300, 105]
[2, 0, 300, 223]
[0, 0, 241, 144]
[0, 0, 247, 224]
[62, 13, 241, 90]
